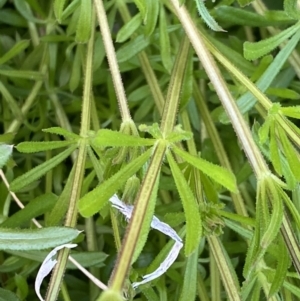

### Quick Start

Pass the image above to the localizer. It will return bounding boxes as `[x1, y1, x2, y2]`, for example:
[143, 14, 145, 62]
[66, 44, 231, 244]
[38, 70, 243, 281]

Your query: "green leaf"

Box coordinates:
[159, 5, 172, 73]
[14, 274, 28, 300]
[46, 165, 76, 226]
[14, 0, 45, 24]
[0, 133, 14, 143]
[0, 193, 57, 228]
[42, 127, 80, 139]
[0, 227, 80, 250]
[179, 247, 198, 301]
[75, 0, 92, 43]
[10, 145, 77, 192]
[0, 144, 13, 169]
[143, 0, 159, 36]
[78, 148, 152, 217]
[220, 28, 300, 121]
[132, 176, 160, 263]
[195, 0, 225, 32]
[244, 22, 300, 60]
[0, 9, 27, 27]
[0, 288, 20, 301]
[167, 152, 202, 255]
[16, 140, 77, 153]
[284, 0, 300, 20]
[266, 87, 300, 100]
[281, 106, 300, 118]
[133, 0, 146, 20]
[0, 81, 23, 121]
[258, 119, 270, 144]
[278, 126, 300, 180]
[92, 129, 156, 147]
[268, 237, 290, 297]
[116, 34, 150, 63]
[269, 121, 282, 176]
[0, 40, 30, 65]
[116, 13, 142, 43]
[172, 146, 237, 192]
[54, 0, 67, 22]
[0, 69, 44, 80]
[215, 6, 276, 27]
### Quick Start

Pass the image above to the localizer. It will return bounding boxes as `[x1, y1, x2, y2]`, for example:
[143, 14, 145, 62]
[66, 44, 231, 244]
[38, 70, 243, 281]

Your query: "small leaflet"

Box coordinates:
[35, 243, 77, 301]
[109, 194, 183, 288]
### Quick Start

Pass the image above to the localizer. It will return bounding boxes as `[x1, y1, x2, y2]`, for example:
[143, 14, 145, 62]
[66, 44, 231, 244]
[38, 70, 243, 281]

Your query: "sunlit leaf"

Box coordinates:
[92, 129, 155, 147]
[172, 146, 237, 192]
[244, 22, 300, 60]
[195, 0, 225, 32]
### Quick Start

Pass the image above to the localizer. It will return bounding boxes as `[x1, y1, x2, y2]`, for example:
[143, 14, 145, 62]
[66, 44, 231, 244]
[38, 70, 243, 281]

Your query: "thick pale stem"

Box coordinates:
[169, 0, 269, 178]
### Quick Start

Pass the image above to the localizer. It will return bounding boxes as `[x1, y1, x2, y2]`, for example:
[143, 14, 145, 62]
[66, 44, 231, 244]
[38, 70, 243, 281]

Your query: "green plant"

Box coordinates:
[1, 0, 300, 301]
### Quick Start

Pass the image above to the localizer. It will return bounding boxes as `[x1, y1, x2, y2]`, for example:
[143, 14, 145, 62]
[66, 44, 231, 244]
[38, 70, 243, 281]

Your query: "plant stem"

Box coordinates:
[94, 0, 131, 122]
[169, 0, 268, 178]
[108, 141, 167, 291]
[45, 8, 95, 301]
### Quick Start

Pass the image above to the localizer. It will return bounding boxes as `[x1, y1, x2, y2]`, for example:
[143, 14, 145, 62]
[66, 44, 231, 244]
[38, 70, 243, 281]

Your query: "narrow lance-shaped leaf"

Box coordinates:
[0, 40, 30, 65]
[195, 0, 225, 32]
[269, 120, 282, 176]
[179, 245, 199, 301]
[75, 0, 92, 43]
[92, 129, 156, 147]
[116, 13, 142, 43]
[281, 106, 300, 119]
[143, 0, 159, 36]
[54, 0, 68, 22]
[167, 151, 202, 255]
[16, 140, 77, 153]
[10, 145, 77, 192]
[0, 144, 13, 169]
[132, 175, 160, 263]
[0, 227, 80, 250]
[244, 21, 300, 60]
[159, 5, 172, 73]
[1, 193, 57, 228]
[278, 126, 300, 180]
[0, 70, 44, 80]
[46, 164, 76, 226]
[78, 148, 152, 217]
[42, 127, 80, 139]
[268, 236, 290, 297]
[69, 44, 82, 92]
[172, 145, 237, 192]
[0, 81, 23, 120]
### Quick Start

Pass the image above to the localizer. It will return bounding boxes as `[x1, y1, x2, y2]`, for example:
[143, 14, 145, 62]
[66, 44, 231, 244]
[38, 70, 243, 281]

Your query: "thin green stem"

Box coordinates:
[94, 0, 131, 122]
[160, 36, 190, 136]
[45, 9, 95, 301]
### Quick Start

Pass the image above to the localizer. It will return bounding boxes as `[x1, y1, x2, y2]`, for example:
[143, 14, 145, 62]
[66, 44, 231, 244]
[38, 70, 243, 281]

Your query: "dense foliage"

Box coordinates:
[1, 0, 300, 301]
